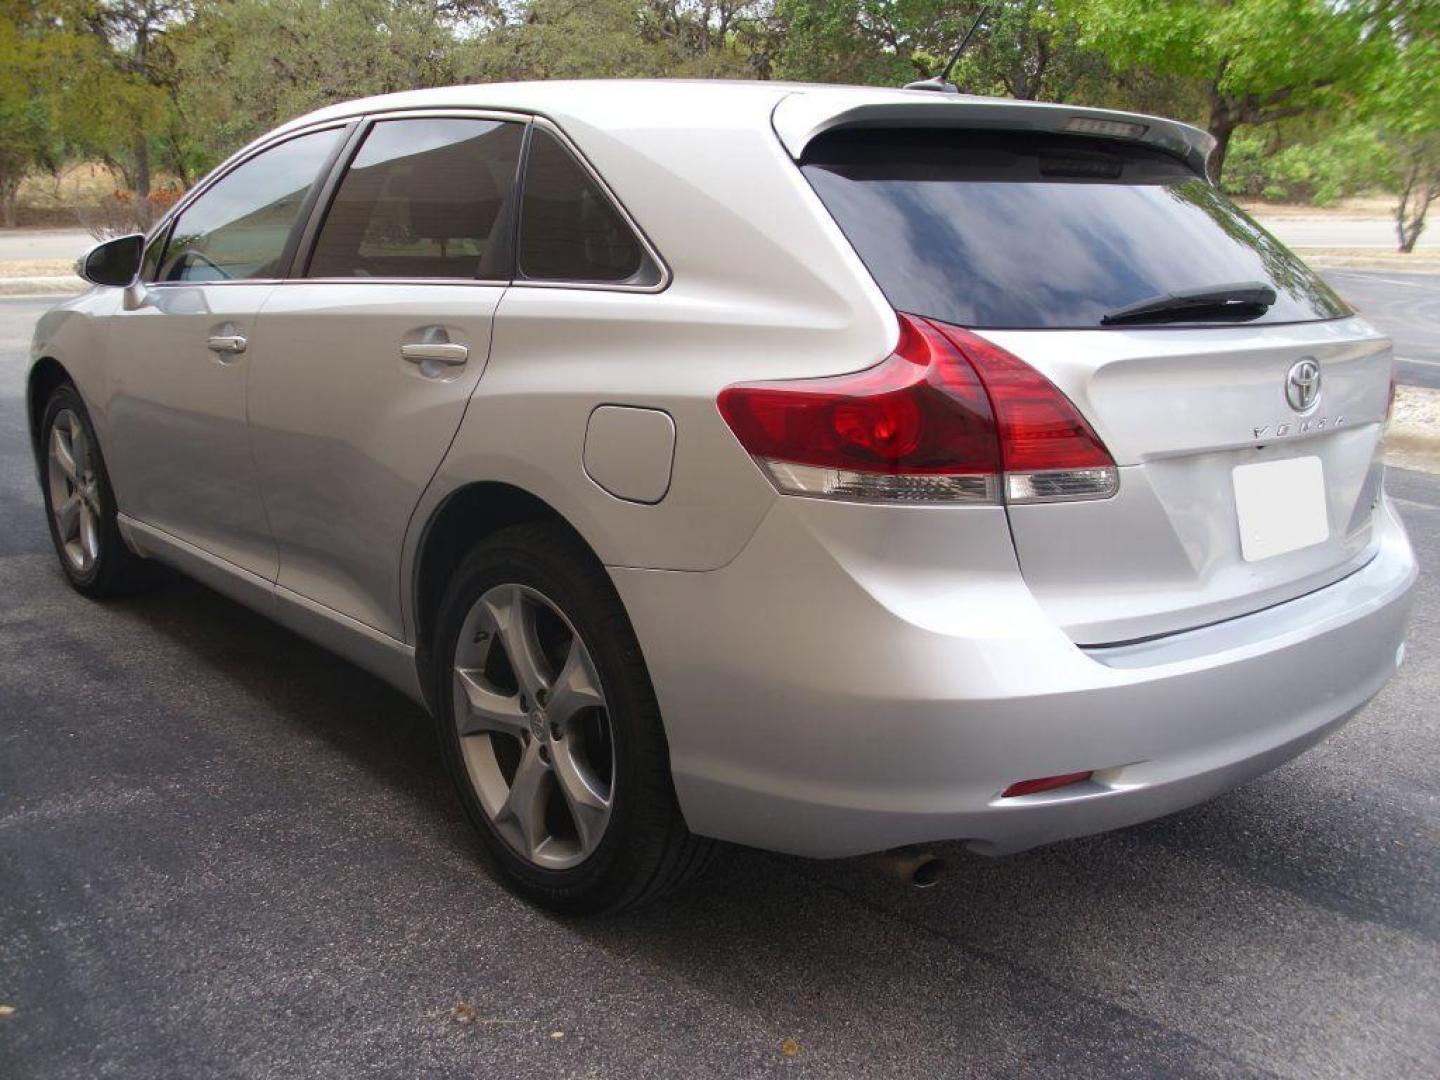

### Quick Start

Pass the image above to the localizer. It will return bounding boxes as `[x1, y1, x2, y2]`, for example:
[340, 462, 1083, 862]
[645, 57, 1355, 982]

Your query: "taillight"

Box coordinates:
[717, 313, 1118, 505]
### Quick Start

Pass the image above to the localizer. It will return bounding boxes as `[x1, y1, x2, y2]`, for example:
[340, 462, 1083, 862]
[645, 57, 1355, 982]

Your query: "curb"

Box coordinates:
[1387, 386, 1440, 475]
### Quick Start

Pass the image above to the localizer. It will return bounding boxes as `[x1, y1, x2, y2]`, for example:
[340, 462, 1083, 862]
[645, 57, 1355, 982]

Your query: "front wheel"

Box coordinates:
[433, 522, 713, 914]
[38, 383, 148, 597]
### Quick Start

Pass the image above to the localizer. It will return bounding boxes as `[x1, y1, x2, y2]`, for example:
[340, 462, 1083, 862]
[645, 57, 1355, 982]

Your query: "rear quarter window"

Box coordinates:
[801, 129, 1349, 329]
[517, 128, 661, 286]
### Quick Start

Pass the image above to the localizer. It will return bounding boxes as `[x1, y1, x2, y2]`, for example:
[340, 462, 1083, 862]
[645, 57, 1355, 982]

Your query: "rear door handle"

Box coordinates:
[207, 334, 247, 355]
[401, 343, 468, 366]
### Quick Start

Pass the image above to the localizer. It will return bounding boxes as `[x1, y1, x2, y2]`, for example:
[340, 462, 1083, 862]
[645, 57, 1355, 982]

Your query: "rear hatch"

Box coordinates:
[800, 124, 1393, 644]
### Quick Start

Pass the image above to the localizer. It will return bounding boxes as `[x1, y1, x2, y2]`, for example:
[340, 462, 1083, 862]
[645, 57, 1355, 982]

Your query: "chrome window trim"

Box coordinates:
[143, 106, 670, 294]
[284, 278, 511, 288]
[511, 115, 672, 296]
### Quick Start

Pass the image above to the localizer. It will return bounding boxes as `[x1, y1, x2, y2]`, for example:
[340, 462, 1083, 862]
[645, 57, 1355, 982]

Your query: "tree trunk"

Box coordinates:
[134, 135, 151, 201]
[1207, 116, 1237, 184]
[1, 181, 18, 229]
[1206, 70, 1239, 183]
[1395, 158, 1429, 254]
[1397, 190, 1430, 254]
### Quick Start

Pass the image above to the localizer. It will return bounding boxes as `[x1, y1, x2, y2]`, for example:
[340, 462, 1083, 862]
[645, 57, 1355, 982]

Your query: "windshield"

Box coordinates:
[801, 128, 1350, 330]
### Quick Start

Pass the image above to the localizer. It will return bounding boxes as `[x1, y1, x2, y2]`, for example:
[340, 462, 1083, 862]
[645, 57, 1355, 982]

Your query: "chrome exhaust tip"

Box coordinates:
[873, 850, 946, 889]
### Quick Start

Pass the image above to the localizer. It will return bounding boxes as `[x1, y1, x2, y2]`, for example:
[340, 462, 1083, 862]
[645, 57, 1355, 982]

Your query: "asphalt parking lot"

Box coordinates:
[1323, 270, 1440, 389]
[1, 296, 1438, 1078]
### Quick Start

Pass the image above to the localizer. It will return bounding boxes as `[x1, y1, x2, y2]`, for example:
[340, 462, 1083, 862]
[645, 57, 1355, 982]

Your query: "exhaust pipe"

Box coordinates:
[871, 850, 946, 889]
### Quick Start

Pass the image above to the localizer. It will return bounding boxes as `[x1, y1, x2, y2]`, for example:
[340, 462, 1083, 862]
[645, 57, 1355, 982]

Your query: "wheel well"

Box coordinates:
[27, 357, 71, 460]
[412, 482, 595, 698]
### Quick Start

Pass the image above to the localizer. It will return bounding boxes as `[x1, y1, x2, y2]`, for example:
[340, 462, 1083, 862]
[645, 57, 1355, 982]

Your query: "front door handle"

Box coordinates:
[401, 343, 468, 366]
[207, 334, 247, 355]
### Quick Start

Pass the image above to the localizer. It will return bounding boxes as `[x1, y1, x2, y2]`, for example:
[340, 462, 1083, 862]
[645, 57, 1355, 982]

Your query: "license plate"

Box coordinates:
[1232, 457, 1329, 562]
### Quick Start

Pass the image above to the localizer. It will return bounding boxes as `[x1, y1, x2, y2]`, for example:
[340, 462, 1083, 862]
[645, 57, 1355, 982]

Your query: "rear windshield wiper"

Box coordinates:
[1100, 282, 1278, 325]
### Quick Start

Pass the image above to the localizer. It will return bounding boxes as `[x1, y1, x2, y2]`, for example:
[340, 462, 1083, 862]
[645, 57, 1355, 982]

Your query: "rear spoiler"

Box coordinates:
[771, 91, 1216, 179]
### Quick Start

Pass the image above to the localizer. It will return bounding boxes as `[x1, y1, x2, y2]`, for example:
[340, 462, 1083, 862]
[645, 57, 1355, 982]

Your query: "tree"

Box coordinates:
[69, 0, 192, 201]
[1368, 0, 1439, 251]
[0, 0, 136, 226]
[0, 10, 57, 226]
[1060, 0, 1386, 180]
[167, 0, 476, 173]
[769, 1, 1104, 101]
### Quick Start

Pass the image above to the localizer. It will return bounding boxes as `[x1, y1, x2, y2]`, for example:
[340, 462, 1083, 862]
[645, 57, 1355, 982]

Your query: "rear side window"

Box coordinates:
[159, 127, 341, 282]
[307, 117, 523, 280]
[801, 129, 1349, 329]
[517, 129, 659, 285]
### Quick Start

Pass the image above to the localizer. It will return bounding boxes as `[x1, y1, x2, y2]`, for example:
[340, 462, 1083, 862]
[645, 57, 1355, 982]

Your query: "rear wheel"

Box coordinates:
[39, 384, 148, 597]
[434, 522, 713, 914]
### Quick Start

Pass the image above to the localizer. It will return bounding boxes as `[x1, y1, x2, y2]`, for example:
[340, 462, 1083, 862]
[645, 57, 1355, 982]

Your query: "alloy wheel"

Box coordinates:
[452, 583, 615, 869]
[47, 409, 102, 574]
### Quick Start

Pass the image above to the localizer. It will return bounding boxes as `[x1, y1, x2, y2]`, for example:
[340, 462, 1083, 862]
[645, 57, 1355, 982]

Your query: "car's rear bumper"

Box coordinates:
[610, 494, 1415, 858]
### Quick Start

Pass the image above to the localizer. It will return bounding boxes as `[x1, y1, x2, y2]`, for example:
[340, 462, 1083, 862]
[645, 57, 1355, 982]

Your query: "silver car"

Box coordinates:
[28, 81, 1415, 912]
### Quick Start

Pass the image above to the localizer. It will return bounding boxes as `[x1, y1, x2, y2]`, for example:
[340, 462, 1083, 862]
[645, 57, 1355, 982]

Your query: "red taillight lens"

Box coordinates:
[1001, 771, 1094, 798]
[929, 325, 1114, 473]
[717, 315, 1000, 476]
[718, 313, 1118, 505]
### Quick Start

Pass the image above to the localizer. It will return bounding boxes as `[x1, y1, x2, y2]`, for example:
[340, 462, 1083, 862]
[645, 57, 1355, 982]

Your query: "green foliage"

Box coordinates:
[0, 0, 147, 223]
[1221, 126, 1396, 206]
[1364, 1, 1439, 249]
[167, 0, 470, 172]
[1058, 0, 1386, 176]
[1, 0, 1435, 233]
[771, 1, 1102, 100]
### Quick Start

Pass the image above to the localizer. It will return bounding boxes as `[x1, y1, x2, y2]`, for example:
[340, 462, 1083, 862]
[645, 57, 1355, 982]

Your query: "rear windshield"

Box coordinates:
[801, 129, 1349, 329]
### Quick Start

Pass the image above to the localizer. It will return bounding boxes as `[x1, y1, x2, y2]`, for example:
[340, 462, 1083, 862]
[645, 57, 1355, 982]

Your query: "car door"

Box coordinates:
[102, 125, 349, 578]
[247, 113, 525, 639]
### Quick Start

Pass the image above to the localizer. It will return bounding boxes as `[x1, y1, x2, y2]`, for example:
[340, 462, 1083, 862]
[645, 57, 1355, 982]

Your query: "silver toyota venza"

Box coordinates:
[29, 81, 1415, 912]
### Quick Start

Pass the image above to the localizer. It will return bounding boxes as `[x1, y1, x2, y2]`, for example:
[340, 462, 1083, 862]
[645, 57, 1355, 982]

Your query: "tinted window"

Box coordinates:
[802, 129, 1349, 329]
[307, 118, 523, 280]
[518, 129, 656, 284]
[159, 128, 341, 282]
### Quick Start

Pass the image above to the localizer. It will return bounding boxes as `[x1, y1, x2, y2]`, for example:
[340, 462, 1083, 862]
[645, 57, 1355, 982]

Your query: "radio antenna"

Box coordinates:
[904, 5, 991, 94]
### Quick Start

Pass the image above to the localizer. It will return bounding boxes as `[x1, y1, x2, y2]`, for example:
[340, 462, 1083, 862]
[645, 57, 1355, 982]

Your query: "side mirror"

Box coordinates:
[77, 233, 145, 288]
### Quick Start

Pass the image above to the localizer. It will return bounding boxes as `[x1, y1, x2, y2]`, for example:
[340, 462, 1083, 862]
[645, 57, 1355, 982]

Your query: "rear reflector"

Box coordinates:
[717, 312, 1118, 505]
[1001, 771, 1094, 798]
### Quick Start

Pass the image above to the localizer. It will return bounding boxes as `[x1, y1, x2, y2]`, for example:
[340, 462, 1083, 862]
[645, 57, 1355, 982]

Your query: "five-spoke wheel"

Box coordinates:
[453, 583, 615, 869]
[46, 408, 103, 574]
[39, 384, 145, 596]
[434, 522, 713, 912]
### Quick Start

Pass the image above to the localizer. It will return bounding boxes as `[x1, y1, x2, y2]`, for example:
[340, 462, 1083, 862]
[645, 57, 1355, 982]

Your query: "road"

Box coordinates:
[1, 298, 1438, 1079]
[1322, 270, 1440, 389]
[0, 229, 95, 263]
[1261, 216, 1438, 252]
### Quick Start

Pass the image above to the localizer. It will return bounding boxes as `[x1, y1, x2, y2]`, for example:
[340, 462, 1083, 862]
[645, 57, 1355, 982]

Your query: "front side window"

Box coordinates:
[517, 129, 659, 285]
[306, 117, 524, 280]
[159, 128, 342, 283]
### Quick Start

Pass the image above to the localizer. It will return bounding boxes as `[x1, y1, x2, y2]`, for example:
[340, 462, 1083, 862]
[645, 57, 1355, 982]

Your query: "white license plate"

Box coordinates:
[1232, 457, 1329, 562]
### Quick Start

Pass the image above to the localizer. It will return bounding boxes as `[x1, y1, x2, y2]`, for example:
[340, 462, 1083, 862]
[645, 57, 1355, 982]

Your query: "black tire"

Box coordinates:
[433, 521, 714, 914]
[38, 383, 150, 597]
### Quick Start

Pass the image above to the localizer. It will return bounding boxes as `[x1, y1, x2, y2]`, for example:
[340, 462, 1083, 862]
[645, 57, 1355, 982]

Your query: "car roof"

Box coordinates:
[272, 79, 1215, 175]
